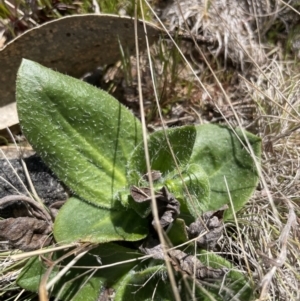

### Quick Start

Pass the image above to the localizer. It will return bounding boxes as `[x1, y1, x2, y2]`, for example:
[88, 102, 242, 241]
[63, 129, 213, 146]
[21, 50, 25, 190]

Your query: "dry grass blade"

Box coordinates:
[224, 177, 252, 282]
[135, 2, 181, 300]
[259, 199, 297, 299]
[38, 243, 95, 301]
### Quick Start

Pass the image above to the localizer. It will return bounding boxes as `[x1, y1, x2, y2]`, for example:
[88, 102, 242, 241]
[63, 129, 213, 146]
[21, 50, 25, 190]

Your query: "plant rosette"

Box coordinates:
[16, 59, 261, 300]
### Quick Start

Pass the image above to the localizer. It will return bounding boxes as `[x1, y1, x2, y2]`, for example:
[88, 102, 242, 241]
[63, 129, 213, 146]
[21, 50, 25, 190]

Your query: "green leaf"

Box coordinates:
[114, 264, 173, 301]
[54, 197, 148, 243]
[17, 243, 143, 301]
[127, 126, 197, 185]
[126, 126, 211, 218]
[16, 59, 142, 208]
[198, 251, 254, 301]
[127, 124, 261, 218]
[167, 218, 189, 246]
[164, 163, 210, 219]
[190, 125, 261, 216]
[114, 253, 254, 301]
[17, 244, 253, 301]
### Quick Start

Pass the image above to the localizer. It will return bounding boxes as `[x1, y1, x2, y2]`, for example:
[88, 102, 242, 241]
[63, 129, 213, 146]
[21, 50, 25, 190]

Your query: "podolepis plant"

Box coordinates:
[15, 59, 261, 300]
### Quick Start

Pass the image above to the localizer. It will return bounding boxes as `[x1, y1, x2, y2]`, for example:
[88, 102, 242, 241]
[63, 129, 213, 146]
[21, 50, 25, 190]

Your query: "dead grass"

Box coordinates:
[239, 58, 300, 300]
[0, 0, 300, 300]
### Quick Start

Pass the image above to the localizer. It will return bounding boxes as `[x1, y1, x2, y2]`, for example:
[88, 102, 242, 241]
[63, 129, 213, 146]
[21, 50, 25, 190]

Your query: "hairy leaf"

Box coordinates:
[127, 124, 261, 218]
[164, 163, 210, 219]
[17, 59, 142, 208]
[127, 126, 197, 184]
[191, 125, 261, 216]
[126, 126, 210, 219]
[54, 197, 148, 243]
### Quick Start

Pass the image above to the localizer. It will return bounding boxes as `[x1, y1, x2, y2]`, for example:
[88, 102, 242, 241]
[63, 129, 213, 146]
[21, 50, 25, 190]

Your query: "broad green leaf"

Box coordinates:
[127, 124, 261, 218]
[54, 197, 148, 243]
[127, 126, 197, 184]
[17, 243, 143, 301]
[164, 163, 210, 219]
[190, 125, 261, 215]
[126, 126, 210, 218]
[16, 59, 142, 208]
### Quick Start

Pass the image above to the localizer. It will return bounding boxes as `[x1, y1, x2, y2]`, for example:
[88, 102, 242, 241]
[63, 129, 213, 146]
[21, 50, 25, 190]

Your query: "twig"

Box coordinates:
[0, 195, 52, 224]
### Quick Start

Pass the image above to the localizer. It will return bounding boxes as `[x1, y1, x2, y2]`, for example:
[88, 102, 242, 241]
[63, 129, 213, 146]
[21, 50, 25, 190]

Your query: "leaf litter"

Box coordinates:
[0, 152, 68, 251]
[187, 204, 229, 250]
[0, 195, 52, 251]
[130, 185, 180, 228]
[132, 180, 229, 281]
